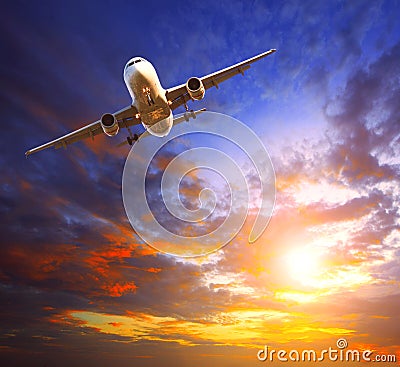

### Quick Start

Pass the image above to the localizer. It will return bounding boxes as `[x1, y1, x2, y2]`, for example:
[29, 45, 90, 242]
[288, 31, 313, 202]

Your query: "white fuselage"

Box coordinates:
[123, 57, 173, 137]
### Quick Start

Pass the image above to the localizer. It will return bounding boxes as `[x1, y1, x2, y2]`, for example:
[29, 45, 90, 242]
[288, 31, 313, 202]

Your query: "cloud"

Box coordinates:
[1, 1, 400, 366]
[324, 42, 400, 183]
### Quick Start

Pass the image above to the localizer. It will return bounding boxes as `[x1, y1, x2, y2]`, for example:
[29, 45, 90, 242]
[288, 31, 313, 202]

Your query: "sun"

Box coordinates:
[285, 247, 322, 286]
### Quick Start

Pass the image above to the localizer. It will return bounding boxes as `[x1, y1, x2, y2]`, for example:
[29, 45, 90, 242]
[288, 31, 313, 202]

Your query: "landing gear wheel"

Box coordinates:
[127, 133, 139, 146]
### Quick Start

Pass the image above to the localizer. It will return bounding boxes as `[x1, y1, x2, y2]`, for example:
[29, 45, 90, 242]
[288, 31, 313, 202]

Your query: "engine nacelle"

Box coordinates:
[101, 113, 119, 137]
[186, 77, 205, 100]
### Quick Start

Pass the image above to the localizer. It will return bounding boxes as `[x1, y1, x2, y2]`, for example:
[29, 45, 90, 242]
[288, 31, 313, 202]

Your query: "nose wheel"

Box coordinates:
[143, 87, 155, 106]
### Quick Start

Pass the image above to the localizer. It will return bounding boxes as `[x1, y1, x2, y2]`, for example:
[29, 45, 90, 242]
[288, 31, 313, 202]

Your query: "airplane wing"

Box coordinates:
[25, 105, 140, 156]
[166, 49, 276, 111]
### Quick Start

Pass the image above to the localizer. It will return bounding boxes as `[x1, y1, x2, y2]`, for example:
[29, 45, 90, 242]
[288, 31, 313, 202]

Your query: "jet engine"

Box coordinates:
[186, 77, 205, 100]
[101, 113, 119, 136]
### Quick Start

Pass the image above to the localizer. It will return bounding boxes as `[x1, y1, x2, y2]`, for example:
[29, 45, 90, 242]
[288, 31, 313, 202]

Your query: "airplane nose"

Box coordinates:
[124, 65, 139, 82]
[125, 64, 144, 78]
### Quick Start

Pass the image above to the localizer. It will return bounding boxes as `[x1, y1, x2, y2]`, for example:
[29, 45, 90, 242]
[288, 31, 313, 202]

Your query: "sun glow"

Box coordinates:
[275, 290, 318, 303]
[286, 247, 322, 287]
[69, 308, 354, 347]
[283, 245, 372, 300]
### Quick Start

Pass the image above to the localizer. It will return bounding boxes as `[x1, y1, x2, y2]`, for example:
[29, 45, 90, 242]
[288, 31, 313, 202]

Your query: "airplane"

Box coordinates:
[25, 49, 276, 156]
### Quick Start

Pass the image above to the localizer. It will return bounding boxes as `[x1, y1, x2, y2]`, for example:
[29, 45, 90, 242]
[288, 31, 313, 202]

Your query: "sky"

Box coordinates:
[1, 0, 400, 366]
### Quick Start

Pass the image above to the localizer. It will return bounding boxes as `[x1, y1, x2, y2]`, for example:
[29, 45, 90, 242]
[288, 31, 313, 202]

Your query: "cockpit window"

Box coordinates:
[126, 58, 144, 69]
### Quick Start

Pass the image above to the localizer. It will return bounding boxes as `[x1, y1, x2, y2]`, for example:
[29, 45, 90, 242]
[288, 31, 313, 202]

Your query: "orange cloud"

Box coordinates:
[103, 282, 137, 297]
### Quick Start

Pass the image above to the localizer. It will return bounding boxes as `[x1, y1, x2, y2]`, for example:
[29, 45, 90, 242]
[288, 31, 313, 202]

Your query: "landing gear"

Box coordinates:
[183, 110, 196, 122]
[127, 133, 139, 146]
[125, 122, 139, 146]
[146, 94, 155, 106]
[143, 87, 154, 106]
